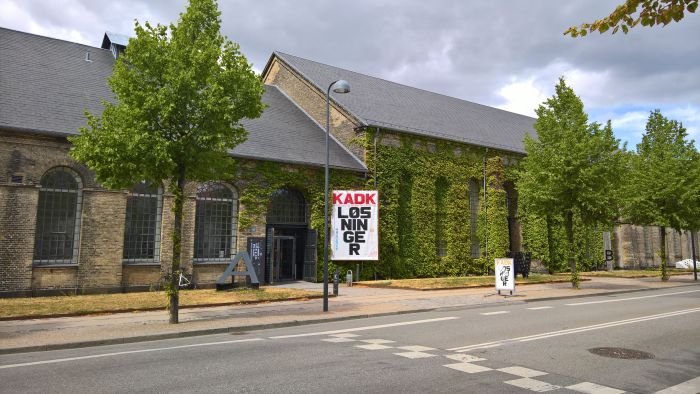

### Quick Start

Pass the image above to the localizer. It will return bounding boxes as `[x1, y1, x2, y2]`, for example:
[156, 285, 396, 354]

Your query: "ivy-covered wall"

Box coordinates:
[233, 159, 365, 280]
[362, 129, 515, 279]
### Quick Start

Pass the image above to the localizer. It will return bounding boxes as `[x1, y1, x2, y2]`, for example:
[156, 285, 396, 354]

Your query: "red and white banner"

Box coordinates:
[331, 190, 379, 261]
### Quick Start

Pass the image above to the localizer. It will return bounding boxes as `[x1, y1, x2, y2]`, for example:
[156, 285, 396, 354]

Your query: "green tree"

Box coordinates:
[565, 0, 698, 36]
[69, 0, 265, 323]
[622, 110, 699, 280]
[518, 78, 624, 287]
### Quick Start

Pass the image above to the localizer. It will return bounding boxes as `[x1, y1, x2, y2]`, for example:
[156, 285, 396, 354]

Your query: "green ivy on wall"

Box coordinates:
[363, 129, 515, 279]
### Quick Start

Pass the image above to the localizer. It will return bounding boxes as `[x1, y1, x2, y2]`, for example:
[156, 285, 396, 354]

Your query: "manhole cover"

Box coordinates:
[588, 347, 655, 360]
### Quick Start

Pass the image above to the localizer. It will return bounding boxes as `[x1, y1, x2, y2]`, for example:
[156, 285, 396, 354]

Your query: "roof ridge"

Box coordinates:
[0, 26, 109, 51]
[274, 51, 536, 121]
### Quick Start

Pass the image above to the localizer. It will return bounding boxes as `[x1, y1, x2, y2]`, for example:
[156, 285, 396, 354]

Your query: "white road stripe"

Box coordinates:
[655, 376, 700, 394]
[0, 338, 264, 370]
[448, 307, 700, 352]
[481, 311, 510, 316]
[269, 316, 458, 339]
[527, 306, 553, 310]
[566, 289, 700, 306]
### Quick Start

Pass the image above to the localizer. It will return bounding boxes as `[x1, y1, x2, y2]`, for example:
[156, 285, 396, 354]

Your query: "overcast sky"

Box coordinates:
[2, 0, 698, 148]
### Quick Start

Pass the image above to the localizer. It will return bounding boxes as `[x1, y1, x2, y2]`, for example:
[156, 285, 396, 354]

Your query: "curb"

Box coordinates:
[1, 282, 697, 355]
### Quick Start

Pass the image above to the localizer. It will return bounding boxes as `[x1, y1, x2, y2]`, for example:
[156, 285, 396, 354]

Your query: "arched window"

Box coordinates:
[33, 167, 82, 264]
[435, 178, 449, 257]
[123, 182, 162, 263]
[266, 188, 307, 225]
[469, 179, 480, 258]
[194, 182, 238, 261]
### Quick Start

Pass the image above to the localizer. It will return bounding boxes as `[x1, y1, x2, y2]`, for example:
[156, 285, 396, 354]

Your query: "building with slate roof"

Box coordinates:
[1, 27, 696, 296]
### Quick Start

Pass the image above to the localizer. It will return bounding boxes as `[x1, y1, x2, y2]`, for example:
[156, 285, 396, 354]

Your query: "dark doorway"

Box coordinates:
[265, 188, 314, 283]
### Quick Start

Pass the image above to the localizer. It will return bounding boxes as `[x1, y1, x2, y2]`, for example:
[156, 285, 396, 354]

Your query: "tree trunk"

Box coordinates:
[169, 164, 187, 324]
[659, 226, 669, 281]
[546, 215, 555, 274]
[564, 211, 578, 288]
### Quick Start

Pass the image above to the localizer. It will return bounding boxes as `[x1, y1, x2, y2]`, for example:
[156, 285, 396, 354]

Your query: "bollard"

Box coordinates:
[333, 268, 339, 296]
[346, 270, 353, 287]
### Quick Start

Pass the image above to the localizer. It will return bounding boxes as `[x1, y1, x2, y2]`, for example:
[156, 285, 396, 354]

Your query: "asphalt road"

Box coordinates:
[1, 285, 699, 393]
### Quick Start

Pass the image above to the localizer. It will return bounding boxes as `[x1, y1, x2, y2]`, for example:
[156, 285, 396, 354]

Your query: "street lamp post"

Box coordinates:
[324, 79, 350, 312]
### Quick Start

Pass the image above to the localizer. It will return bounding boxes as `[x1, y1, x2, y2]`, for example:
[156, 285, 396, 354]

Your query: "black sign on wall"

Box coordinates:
[247, 237, 266, 282]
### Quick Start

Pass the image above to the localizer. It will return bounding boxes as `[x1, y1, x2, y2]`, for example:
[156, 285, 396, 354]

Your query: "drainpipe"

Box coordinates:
[374, 127, 380, 189]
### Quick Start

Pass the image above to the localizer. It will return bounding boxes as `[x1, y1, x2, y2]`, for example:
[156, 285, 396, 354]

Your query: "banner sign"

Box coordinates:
[495, 258, 515, 292]
[331, 190, 379, 261]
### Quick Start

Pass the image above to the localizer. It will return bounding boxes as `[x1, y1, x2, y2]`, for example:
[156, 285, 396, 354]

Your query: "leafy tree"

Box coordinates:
[622, 110, 700, 280]
[518, 78, 624, 287]
[70, 0, 265, 323]
[565, 0, 698, 36]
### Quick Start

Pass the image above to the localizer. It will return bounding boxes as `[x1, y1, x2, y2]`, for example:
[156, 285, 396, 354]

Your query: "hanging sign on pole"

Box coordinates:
[331, 190, 379, 261]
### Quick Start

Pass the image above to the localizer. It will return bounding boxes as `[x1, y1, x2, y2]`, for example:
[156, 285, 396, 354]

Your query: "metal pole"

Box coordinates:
[692, 230, 697, 281]
[323, 83, 331, 312]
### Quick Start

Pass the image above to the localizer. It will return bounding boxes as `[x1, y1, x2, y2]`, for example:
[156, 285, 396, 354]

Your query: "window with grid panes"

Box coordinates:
[194, 183, 238, 261]
[266, 188, 307, 224]
[469, 179, 480, 258]
[33, 167, 82, 264]
[123, 182, 162, 263]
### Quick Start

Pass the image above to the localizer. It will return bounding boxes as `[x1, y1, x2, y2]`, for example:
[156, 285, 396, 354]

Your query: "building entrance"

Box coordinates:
[264, 188, 316, 283]
[271, 236, 296, 282]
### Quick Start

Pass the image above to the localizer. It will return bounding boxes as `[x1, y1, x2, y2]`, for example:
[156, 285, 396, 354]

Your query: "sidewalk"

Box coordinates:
[1, 275, 697, 354]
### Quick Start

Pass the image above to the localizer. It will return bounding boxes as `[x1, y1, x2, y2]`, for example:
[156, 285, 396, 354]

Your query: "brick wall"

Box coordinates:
[77, 189, 126, 290]
[0, 185, 38, 294]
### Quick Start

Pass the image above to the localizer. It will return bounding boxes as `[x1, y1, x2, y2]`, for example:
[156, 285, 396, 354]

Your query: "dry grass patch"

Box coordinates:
[0, 287, 321, 319]
[577, 269, 693, 278]
[355, 274, 568, 290]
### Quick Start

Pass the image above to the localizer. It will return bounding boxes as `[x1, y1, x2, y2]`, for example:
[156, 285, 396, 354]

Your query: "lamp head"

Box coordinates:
[332, 80, 351, 94]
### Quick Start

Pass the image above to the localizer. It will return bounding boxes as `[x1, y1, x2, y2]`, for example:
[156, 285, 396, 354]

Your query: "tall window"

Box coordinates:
[435, 178, 448, 257]
[194, 182, 238, 261]
[123, 182, 162, 263]
[469, 179, 480, 258]
[33, 167, 82, 264]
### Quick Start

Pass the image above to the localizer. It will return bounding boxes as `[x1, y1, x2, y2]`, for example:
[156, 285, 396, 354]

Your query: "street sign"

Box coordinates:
[495, 258, 515, 295]
[331, 190, 379, 261]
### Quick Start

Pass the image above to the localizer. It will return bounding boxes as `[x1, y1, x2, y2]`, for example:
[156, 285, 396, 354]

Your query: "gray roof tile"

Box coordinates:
[0, 28, 365, 172]
[274, 51, 535, 154]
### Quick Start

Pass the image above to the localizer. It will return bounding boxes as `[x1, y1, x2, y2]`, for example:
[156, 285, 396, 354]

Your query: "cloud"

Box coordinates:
[1, 0, 698, 149]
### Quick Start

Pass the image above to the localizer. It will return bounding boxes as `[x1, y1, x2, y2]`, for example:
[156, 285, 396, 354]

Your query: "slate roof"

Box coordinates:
[234, 86, 366, 171]
[0, 28, 365, 172]
[272, 52, 536, 154]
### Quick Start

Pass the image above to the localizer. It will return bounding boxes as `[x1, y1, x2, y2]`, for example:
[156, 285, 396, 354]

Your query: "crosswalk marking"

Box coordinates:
[655, 376, 700, 394]
[566, 382, 625, 394]
[505, 377, 561, 392]
[498, 366, 548, 378]
[444, 362, 493, 374]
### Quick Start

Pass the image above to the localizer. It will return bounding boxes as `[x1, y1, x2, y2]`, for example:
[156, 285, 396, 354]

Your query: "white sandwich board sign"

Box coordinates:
[495, 258, 515, 294]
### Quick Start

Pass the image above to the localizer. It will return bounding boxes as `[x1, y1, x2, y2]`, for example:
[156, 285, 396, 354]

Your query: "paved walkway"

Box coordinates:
[1, 275, 697, 354]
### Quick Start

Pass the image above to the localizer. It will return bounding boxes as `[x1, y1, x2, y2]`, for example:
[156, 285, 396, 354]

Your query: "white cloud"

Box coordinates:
[495, 78, 547, 116]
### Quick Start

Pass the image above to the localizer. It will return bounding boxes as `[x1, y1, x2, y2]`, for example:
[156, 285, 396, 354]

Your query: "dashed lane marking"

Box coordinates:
[444, 362, 493, 374]
[527, 306, 553, 310]
[480, 311, 510, 316]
